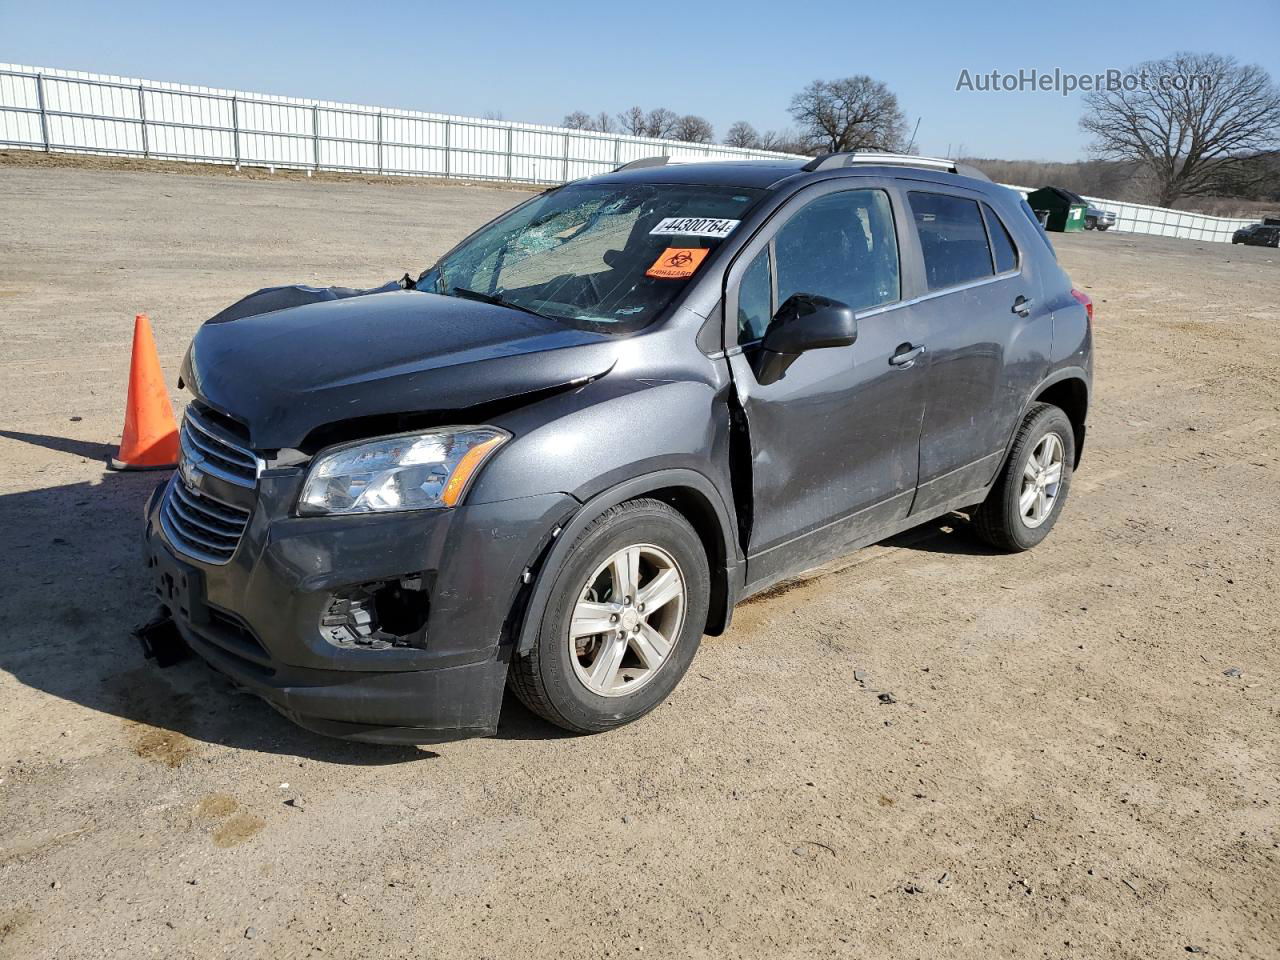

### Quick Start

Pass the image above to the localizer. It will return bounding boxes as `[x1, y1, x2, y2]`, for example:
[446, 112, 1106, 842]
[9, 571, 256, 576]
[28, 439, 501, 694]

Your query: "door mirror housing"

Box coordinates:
[756, 294, 857, 384]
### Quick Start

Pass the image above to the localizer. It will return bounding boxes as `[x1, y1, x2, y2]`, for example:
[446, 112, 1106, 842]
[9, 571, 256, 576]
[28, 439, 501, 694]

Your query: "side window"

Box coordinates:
[983, 203, 1019, 273]
[908, 192, 994, 290]
[737, 247, 773, 343]
[774, 190, 899, 313]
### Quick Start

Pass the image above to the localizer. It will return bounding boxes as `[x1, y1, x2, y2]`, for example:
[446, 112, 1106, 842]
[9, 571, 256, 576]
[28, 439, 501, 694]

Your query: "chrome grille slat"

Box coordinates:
[166, 491, 243, 539]
[160, 477, 250, 564]
[178, 429, 255, 488]
[163, 502, 240, 553]
[184, 412, 258, 469]
[181, 423, 254, 474]
[181, 406, 259, 487]
[162, 406, 258, 564]
[169, 477, 251, 524]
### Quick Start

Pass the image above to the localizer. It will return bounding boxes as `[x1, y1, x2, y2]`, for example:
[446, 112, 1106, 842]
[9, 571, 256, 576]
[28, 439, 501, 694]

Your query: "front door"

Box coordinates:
[724, 181, 929, 592]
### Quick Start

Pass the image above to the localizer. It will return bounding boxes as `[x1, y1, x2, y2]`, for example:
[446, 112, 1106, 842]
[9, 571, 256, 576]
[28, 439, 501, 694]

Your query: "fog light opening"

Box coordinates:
[321, 575, 430, 650]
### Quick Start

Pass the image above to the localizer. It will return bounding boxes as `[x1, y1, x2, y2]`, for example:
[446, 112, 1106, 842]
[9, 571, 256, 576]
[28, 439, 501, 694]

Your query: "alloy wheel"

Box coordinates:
[1019, 432, 1065, 529]
[566, 544, 686, 697]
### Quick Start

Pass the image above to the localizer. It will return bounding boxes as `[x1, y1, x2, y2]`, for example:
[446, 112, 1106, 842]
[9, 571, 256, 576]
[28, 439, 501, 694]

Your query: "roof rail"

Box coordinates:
[613, 155, 671, 172]
[801, 152, 991, 182]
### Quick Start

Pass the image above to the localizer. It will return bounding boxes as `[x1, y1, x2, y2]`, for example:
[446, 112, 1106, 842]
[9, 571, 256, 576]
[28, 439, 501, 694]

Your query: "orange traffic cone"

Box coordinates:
[108, 313, 180, 471]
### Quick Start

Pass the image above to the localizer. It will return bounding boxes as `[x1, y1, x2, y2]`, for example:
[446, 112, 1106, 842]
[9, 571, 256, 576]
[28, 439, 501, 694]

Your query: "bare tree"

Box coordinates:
[757, 128, 811, 154]
[644, 108, 680, 139]
[616, 106, 648, 136]
[563, 111, 592, 130]
[673, 114, 714, 143]
[1080, 52, 1280, 206]
[615, 106, 686, 139]
[724, 121, 760, 148]
[788, 76, 907, 153]
[591, 111, 614, 134]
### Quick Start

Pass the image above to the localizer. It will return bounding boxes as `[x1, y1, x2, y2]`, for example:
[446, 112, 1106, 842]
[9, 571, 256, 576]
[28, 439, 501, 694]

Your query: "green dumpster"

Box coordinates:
[1027, 187, 1087, 233]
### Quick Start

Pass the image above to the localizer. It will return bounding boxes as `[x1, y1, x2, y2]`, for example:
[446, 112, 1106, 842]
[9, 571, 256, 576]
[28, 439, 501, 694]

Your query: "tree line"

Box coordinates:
[562, 75, 909, 156]
[561, 54, 1279, 210]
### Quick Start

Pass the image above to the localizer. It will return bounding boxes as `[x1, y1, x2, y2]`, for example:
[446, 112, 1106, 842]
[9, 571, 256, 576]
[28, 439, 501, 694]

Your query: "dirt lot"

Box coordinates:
[1, 160, 1277, 960]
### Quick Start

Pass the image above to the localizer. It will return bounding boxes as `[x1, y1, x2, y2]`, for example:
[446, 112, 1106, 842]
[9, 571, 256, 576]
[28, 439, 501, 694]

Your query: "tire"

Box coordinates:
[508, 498, 710, 734]
[1084, 217, 1096, 230]
[972, 403, 1076, 552]
[1096, 224, 1110, 232]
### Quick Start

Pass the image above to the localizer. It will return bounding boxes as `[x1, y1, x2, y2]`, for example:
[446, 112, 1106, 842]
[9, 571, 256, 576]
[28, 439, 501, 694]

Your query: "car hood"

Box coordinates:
[184, 288, 619, 449]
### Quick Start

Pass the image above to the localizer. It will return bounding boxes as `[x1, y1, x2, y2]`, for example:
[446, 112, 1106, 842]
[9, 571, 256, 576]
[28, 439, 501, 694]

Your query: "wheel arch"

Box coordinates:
[1032, 372, 1089, 467]
[513, 469, 740, 657]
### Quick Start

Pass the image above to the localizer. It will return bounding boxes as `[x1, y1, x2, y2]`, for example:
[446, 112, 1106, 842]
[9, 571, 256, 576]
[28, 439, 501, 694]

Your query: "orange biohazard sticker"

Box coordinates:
[646, 247, 709, 279]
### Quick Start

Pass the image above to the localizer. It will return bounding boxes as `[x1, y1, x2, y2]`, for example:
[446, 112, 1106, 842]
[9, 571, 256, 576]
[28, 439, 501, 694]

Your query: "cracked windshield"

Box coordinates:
[421, 182, 764, 330]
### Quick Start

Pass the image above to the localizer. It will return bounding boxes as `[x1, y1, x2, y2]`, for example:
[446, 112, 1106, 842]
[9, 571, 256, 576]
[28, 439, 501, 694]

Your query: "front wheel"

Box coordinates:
[972, 403, 1076, 552]
[508, 498, 709, 733]
[1096, 223, 1110, 231]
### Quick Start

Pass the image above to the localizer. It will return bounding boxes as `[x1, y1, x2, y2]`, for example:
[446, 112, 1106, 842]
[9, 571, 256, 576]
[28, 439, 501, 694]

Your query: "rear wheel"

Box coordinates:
[973, 403, 1075, 552]
[509, 499, 709, 733]
[1084, 217, 1096, 230]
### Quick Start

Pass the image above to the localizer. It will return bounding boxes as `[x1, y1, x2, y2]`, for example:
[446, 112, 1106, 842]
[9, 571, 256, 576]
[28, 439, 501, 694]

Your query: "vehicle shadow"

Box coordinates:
[879, 513, 1005, 556]
[0, 467, 562, 764]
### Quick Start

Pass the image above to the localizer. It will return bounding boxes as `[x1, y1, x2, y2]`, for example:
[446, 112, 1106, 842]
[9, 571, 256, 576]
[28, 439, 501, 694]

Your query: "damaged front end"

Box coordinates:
[139, 278, 613, 743]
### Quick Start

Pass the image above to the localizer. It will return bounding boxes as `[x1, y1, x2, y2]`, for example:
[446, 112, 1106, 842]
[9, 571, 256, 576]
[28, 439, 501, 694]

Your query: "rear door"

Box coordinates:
[724, 179, 930, 590]
[901, 188, 1052, 514]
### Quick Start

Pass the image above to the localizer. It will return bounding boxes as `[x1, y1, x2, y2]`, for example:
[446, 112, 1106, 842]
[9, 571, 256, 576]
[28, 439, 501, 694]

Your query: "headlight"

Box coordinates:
[298, 427, 509, 516]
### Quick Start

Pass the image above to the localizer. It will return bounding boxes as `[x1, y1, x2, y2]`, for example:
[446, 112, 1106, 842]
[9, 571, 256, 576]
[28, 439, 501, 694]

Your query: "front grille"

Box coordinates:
[161, 475, 252, 564]
[180, 404, 259, 488]
[162, 405, 259, 565]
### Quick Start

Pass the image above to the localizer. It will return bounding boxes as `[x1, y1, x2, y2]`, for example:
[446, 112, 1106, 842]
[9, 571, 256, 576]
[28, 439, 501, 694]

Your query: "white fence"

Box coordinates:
[0, 63, 1260, 243]
[1002, 184, 1254, 244]
[0, 63, 799, 185]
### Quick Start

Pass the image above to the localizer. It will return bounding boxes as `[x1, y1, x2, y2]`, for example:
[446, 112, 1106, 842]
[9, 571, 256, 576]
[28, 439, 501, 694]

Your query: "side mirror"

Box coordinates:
[756, 294, 857, 383]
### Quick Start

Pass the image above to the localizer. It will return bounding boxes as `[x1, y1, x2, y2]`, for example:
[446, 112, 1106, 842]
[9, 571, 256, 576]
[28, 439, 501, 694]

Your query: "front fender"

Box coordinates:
[510, 468, 741, 656]
[469, 377, 734, 507]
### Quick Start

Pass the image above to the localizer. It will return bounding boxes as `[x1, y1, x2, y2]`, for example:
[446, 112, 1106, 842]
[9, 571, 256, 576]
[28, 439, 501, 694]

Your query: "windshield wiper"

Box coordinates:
[450, 287, 557, 322]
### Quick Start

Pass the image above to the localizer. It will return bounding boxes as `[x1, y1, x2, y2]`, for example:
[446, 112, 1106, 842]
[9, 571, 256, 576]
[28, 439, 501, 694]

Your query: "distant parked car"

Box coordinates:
[1061, 190, 1117, 231]
[1232, 223, 1280, 247]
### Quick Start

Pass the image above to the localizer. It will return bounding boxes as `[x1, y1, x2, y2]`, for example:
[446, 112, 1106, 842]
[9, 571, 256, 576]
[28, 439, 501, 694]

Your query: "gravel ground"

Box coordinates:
[1, 160, 1277, 960]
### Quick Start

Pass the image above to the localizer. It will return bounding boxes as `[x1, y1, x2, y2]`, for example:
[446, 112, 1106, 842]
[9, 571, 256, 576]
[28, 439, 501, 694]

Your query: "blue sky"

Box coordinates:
[2, 0, 1277, 161]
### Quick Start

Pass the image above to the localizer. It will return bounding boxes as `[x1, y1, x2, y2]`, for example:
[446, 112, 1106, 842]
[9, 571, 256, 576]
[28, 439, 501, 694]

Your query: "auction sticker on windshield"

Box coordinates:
[650, 217, 740, 239]
[646, 247, 709, 279]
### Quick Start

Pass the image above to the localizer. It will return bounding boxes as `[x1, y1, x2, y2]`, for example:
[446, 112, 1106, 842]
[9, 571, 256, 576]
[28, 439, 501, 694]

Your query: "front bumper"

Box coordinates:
[143, 478, 575, 743]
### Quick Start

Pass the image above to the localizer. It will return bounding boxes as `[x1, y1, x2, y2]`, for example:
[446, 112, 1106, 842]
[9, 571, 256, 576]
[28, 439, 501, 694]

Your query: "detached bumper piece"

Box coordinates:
[133, 610, 191, 667]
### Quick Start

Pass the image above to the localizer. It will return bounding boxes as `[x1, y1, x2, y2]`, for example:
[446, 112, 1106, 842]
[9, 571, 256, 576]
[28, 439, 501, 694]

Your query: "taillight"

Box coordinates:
[1071, 288, 1093, 325]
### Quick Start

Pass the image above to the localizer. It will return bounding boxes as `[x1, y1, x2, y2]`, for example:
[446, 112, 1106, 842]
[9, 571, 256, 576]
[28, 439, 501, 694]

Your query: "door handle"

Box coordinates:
[889, 343, 926, 368]
[1012, 295, 1034, 317]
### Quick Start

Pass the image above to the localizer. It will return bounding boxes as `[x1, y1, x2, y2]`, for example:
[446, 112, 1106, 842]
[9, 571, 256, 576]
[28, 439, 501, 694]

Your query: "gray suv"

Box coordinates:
[141, 152, 1093, 744]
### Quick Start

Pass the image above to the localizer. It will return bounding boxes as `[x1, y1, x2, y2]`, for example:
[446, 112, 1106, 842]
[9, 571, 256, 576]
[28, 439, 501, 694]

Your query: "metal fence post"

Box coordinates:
[562, 131, 570, 183]
[613, 137, 621, 167]
[231, 95, 240, 166]
[443, 119, 451, 179]
[506, 126, 513, 181]
[137, 84, 149, 158]
[312, 104, 321, 171]
[376, 111, 383, 175]
[35, 73, 51, 152]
